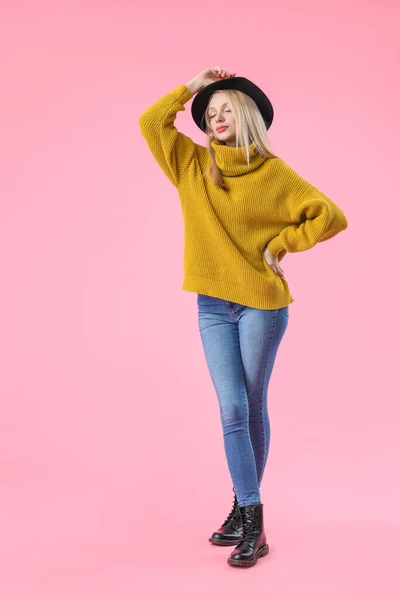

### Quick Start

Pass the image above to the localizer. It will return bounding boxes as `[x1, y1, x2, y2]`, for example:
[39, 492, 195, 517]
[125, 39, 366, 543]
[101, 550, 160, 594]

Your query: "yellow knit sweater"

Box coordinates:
[138, 83, 348, 309]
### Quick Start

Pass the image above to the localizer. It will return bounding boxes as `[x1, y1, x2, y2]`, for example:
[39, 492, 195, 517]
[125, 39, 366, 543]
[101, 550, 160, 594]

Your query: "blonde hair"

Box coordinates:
[203, 89, 279, 188]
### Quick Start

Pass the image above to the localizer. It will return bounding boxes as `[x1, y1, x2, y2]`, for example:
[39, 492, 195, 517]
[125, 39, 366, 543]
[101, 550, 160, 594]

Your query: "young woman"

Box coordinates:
[138, 67, 348, 568]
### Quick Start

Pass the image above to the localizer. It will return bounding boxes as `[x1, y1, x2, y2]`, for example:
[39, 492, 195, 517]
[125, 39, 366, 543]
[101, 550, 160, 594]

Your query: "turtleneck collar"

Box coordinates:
[210, 139, 267, 177]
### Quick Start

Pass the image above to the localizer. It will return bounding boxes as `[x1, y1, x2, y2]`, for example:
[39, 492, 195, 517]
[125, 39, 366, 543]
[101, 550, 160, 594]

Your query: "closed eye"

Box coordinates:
[209, 109, 231, 119]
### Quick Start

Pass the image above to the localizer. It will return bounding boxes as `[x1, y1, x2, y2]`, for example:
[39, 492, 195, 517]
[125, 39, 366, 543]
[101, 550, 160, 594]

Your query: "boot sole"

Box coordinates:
[227, 543, 269, 567]
[209, 536, 243, 546]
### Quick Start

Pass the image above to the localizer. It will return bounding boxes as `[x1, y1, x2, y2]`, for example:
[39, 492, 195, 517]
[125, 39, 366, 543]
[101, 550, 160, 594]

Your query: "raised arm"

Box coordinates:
[138, 84, 197, 188]
[138, 68, 237, 188]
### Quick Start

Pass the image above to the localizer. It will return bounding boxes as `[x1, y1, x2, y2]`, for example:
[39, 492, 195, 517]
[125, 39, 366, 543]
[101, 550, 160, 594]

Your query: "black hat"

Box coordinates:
[191, 76, 274, 132]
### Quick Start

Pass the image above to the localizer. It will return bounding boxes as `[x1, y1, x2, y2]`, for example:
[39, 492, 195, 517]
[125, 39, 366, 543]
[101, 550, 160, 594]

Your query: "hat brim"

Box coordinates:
[190, 76, 274, 132]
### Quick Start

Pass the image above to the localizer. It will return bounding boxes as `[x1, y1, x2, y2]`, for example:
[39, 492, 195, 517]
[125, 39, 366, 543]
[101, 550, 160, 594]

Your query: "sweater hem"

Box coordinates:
[182, 273, 294, 310]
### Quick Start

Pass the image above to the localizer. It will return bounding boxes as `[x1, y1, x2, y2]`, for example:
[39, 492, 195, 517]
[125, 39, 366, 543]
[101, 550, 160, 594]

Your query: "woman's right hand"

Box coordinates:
[185, 67, 236, 95]
[198, 66, 236, 87]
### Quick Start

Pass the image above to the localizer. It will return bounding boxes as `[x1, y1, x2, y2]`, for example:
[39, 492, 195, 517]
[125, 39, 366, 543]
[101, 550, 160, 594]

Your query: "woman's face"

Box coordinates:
[207, 92, 237, 146]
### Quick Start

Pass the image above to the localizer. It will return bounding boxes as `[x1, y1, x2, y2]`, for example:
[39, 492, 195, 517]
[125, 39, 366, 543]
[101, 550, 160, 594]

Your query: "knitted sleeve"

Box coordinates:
[267, 176, 348, 259]
[138, 84, 197, 188]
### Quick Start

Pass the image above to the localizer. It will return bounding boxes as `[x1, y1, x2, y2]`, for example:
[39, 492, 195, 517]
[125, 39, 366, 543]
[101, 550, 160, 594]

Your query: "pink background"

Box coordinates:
[1, 0, 399, 598]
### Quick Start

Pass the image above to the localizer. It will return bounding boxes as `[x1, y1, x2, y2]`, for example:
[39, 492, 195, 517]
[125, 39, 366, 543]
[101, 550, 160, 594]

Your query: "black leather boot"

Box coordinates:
[209, 487, 244, 546]
[227, 503, 269, 567]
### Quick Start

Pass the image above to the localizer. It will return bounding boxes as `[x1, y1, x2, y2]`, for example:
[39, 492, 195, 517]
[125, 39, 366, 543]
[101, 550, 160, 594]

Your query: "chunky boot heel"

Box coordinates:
[209, 487, 244, 546]
[227, 503, 269, 567]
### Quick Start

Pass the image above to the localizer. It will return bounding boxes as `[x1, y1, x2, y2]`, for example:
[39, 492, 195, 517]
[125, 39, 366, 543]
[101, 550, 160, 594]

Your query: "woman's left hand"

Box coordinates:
[263, 247, 285, 277]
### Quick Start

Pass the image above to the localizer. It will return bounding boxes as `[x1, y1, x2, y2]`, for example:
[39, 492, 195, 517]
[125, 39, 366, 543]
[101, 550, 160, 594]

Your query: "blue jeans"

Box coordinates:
[197, 293, 289, 507]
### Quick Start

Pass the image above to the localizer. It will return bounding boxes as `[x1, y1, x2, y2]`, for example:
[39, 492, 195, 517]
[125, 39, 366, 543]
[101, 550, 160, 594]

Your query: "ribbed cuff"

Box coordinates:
[267, 236, 285, 256]
[171, 84, 194, 103]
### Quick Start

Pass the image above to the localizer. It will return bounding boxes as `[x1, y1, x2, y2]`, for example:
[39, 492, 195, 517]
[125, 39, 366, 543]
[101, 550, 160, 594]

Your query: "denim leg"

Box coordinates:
[238, 304, 289, 485]
[197, 294, 289, 507]
[197, 295, 260, 506]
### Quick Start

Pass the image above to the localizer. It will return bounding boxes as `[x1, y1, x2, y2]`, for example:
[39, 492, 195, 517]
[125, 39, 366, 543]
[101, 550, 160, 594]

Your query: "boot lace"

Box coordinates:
[239, 510, 259, 544]
[222, 495, 239, 526]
